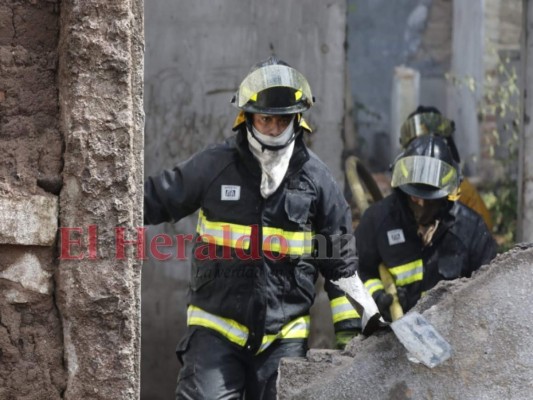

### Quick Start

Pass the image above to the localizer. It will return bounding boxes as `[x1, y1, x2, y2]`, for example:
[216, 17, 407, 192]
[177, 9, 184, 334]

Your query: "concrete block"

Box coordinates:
[0, 195, 58, 246]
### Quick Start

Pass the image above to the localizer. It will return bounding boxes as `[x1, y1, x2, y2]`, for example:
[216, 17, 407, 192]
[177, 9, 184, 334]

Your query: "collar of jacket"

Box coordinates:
[235, 126, 310, 180]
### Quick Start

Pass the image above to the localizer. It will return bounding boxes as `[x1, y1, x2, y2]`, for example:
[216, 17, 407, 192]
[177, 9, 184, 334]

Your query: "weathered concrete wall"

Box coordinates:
[519, 0, 533, 242]
[142, 1, 347, 398]
[56, 1, 144, 399]
[0, 1, 65, 399]
[278, 244, 533, 399]
[347, 0, 452, 171]
[0, 0, 62, 197]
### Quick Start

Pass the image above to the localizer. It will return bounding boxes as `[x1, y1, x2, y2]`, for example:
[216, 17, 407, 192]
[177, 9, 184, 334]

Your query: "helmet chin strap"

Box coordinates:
[246, 114, 299, 152]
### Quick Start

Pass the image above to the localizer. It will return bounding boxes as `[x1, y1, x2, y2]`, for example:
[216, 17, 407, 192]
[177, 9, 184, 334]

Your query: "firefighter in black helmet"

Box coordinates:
[356, 135, 497, 321]
[145, 56, 382, 400]
[400, 106, 494, 230]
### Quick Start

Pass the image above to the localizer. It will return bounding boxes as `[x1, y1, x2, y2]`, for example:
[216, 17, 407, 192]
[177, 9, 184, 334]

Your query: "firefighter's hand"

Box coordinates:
[396, 286, 408, 311]
[335, 330, 360, 350]
[374, 290, 393, 322]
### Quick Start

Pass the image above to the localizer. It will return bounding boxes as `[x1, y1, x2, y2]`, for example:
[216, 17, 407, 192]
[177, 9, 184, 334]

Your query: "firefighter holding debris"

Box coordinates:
[144, 56, 381, 400]
[399, 106, 493, 230]
[356, 134, 497, 321]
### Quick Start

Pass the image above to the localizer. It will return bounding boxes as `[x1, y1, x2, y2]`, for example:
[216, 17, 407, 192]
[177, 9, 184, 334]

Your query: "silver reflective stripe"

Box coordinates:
[389, 260, 424, 286]
[197, 221, 250, 245]
[331, 300, 359, 318]
[364, 279, 384, 294]
[196, 209, 251, 250]
[262, 228, 314, 256]
[187, 306, 249, 347]
[256, 316, 310, 354]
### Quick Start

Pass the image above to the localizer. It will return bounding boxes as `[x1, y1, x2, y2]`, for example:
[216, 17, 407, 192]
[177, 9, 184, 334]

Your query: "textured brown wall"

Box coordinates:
[0, 1, 65, 399]
[0, 0, 62, 197]
[0, 0, 144, 399]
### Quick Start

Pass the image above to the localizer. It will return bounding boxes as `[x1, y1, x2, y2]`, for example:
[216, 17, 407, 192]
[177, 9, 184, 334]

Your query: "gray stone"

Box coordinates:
[0, 251, 52, 296]
[0, 195, 58, 246]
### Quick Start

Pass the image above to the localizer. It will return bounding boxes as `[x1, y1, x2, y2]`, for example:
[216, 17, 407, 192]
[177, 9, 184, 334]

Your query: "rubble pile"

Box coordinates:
[279, 244, 533, 400]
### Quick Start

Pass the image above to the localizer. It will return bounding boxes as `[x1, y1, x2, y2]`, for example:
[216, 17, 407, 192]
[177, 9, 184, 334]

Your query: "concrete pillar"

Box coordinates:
[518, 0, 533, 242]
[57, 1, 144, 399]
[447, 0, 485, 175]
[390, 66, 420, 158]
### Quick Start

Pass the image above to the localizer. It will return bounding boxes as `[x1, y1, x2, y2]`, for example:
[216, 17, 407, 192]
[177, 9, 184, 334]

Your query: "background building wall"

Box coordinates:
[346, 0, 452, 171]
[142, 1, 348, 398]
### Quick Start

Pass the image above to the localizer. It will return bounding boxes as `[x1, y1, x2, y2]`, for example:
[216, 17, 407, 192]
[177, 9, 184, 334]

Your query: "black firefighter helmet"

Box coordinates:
[391, 135, 461, 200]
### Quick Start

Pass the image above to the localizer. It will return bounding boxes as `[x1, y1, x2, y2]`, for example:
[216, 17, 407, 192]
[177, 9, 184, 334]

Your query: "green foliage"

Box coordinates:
[481, 182, 517, 252]
[447, 48, 520, 250]
[481, 52, 520, 250]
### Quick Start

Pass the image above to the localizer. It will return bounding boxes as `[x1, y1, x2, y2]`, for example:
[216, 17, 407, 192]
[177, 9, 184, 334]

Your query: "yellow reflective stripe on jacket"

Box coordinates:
[330, 296, 360, 323]
[364, 278, 384, 296]
[197, 209, 251, 250]
[262, 226, 314, 256]
[256, 315, 310, 354]
[196, 209, 314, 255]
[187, 305, 249, 346]
[389, 259, 424, 286]
[188, 305, 309, 354]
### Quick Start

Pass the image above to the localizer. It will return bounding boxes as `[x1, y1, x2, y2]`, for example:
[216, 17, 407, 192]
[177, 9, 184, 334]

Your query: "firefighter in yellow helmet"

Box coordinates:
[399, 106, 494, 230]
[144, 56, 382, 400]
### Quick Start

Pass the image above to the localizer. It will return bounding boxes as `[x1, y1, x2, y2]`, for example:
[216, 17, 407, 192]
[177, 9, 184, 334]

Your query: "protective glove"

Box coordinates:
[373, 290, 393, 322]
[396, 286, 409, 312]
[335, 330, 360, 350]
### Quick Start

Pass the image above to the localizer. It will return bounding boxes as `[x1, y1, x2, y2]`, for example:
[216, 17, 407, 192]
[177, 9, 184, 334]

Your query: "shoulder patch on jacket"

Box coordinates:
[387, 229, 405, 246]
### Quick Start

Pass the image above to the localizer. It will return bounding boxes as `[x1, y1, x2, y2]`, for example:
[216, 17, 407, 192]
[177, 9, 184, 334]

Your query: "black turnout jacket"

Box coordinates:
[356, 190, 497, 312]
[145, 128, 358, 353]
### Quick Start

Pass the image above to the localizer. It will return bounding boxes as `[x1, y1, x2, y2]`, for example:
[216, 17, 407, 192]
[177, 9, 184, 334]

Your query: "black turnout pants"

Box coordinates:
[175, 327, 307, 400]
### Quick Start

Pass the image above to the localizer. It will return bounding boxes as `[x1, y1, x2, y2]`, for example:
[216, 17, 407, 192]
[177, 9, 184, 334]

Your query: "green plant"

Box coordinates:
[480, 182, 517, 252]
[446, 49, 519, 251]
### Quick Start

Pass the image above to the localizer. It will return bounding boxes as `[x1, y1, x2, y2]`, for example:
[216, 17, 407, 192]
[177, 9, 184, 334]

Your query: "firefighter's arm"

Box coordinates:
[324, 280, 361, 349]
[467, 214, 498, 274]
[329, 273, 385, 335]
[144, 148, 216, 225]
[354, 207, 394, 322]
[312, 174, 383, 335]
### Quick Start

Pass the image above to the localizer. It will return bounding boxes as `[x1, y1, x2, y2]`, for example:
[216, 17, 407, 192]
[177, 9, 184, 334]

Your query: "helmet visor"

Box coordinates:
[400, 113, 454, 147]
[391, 155, 458, 196]
[237, 64, 313, 109]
